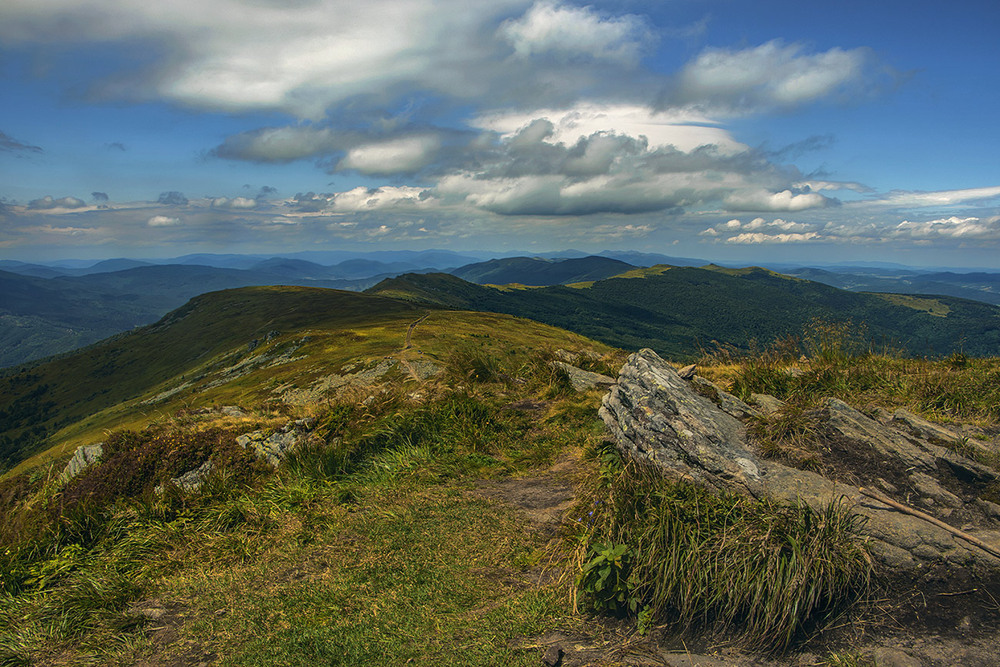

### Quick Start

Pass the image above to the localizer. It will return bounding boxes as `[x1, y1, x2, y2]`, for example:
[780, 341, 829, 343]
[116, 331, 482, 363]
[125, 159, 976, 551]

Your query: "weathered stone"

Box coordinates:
[691, 377, 759, 420]
[220, 405, 245, 417]
[871, 647, 923, 667]
[541, 645, 564, 667]
[749, 393, 785, 414]
[600, 348, 1000, 570]
[910, 472, 962, 508]
[237, 417, 316, 467]
[553, 349, 578, 364]
[171, 460, 215, 493]
[677, 364, 697, 380]
[822, 398, 940, 471]
[892, 408, 961, 446]
[600, 349, 764, 496]
[61, 443, 104, 481]
[553, 361, 616, 392]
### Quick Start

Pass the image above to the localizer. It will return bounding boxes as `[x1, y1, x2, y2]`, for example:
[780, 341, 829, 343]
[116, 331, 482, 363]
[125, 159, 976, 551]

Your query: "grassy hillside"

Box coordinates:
[368, 267, 1000, 359]
[3, 282, 995, 665]
[450, 255, 635, 286]
[0, 285, 614, 476]
[0, 287, 418, 472]
[0, 266, 398, 368]
[788, 267, 1000, 306]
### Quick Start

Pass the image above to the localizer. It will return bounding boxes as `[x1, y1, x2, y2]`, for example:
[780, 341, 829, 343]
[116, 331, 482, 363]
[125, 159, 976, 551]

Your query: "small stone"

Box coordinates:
[749, 393, 785, 414]
[871, 647, 922, 667]
[677, 364, 697, 380]
[552, 361, 615, 392]
[541, 645, 564, 667]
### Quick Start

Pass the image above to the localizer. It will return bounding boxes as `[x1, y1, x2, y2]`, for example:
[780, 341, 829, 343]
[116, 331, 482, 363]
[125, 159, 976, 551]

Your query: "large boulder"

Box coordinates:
[600, 349, 1000, 570]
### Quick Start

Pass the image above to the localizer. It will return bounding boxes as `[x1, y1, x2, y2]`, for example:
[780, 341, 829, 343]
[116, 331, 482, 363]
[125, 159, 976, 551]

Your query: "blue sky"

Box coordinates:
[2, 0, 998, 267]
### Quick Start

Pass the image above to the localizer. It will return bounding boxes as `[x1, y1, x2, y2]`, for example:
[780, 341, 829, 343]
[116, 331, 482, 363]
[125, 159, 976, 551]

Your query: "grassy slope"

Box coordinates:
[1, 285, 611, 476]
[368, 267, 1000, 359]
[6, 282, 983, 664]
[0, 287, 417, 473]
[1, 285, 625, 666]
[451, 256, 635, 286]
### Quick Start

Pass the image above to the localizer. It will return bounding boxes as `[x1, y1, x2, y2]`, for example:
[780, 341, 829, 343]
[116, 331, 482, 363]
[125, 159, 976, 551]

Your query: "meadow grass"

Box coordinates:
[0, 342, 601, 666]
[706, 319, 1000, 426]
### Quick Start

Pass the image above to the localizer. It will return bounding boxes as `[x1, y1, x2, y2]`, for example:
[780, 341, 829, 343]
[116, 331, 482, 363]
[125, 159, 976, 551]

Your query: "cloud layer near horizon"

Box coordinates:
[1, 1, 997, 264]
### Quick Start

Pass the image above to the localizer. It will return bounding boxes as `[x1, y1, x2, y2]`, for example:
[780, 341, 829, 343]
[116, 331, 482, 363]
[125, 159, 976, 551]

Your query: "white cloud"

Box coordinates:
[211, 196, 258, 209]
[500, 0, 651, 65]
[893, 216, 1000, 240]
[475, 103, 746, 154]
[213, 126, 341, 161]
[724, 189, 830, 212]
[147, 215, 182, 226]
[27, 195, 87, 210]
[794, 180, 873, 193]
[726, 231, 819, 244]
[339, 136, 441, 175]
[676, 40, 876, 112]
[330, 186, 434, 212]
[705, 216, 815, 239]
[874, 185, 1000, 208]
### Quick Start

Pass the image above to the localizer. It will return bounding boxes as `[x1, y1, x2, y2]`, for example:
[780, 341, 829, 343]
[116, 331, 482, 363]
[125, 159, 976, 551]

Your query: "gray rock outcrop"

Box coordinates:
[61, 443, 104, 481]
[552, 361, 616, 392]
[600, 349, 1000, 570]
[237, 417, 317, 467]
[155, 460, 215, 494]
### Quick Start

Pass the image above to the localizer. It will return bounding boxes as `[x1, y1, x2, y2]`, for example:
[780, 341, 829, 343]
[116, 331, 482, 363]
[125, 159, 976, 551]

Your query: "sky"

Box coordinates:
[1, 0, 999, 268]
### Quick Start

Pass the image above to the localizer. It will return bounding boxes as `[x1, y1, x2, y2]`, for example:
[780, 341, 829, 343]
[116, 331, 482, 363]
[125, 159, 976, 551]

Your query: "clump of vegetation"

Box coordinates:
[718, 319, 1000, 425]
[576, 446, 873, 651]
[746, 401, 824, 467]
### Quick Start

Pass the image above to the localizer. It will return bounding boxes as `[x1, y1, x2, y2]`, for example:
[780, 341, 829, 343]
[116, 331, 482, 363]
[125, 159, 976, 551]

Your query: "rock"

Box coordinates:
[892, 409, 962, 446]
[168, 460, 215, 493]
[871, 647, 923, 667]
[61, 443, 104, 481]
[910, 472, 962, 508]
[237, 418, 317, 467]
[690, 377, 759, 420]
[600, 348, 1000, 570]
[600, 349, 765, 496]
[554, 349, 578, 364]
[749, 393, 785, 414]
[220, 405, 245, 417]
[552, 361, 616, 392]
[677, 364, 697, 380]
[541, 645, 564, 666]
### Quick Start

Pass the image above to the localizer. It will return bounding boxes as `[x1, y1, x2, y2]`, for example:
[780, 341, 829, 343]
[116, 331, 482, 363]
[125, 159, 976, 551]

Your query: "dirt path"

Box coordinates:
[396, 313, 431, 382]
[404, 313, 429, 350]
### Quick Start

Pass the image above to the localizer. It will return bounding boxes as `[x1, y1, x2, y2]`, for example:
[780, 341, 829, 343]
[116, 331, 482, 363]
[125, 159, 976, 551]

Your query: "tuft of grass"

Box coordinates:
[822, 651, 876, 667]
[576, 449, 872, 651]
[746, 401, 823, 468]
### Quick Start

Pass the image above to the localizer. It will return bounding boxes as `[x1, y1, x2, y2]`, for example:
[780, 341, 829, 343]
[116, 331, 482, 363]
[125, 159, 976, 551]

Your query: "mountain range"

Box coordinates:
[3, 251, 1000, 368]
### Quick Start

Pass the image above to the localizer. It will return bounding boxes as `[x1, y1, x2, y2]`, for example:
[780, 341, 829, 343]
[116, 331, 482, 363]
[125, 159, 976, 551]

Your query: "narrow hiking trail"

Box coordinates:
[397, 312, 431, 382]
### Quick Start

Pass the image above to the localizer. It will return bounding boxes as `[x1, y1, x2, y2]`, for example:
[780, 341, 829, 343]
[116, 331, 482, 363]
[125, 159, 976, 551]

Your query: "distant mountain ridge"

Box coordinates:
[367, 267, 1000, 360]
[5, 250, 1000, 368]
[449, 255, 635, 286]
